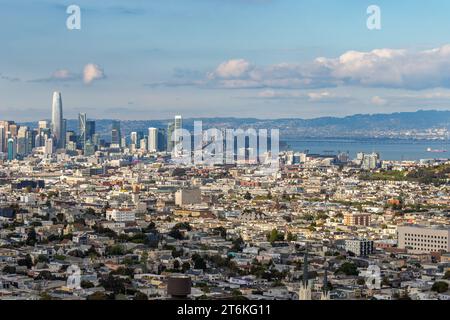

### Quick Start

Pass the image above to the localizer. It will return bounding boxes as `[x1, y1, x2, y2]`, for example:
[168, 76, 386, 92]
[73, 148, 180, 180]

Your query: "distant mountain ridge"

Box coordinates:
[19, 110, 450, 140]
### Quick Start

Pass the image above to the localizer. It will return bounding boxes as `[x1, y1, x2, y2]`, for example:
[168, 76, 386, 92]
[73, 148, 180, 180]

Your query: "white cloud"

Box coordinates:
[210, 59, 252, 79]
[52, 69, 77, 80]
[371, 96, 387, 106]
[83, 63, 105, 84]
[197, 44, 450, 90]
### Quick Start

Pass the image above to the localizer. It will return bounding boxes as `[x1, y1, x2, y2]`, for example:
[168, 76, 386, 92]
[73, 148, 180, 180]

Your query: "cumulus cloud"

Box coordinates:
[30, 64, 106, 84]
[83, 63, 106, 84]
[161, 44, 450, 91]
[209, 59, 252, 79]
[371, 96, 387, 106]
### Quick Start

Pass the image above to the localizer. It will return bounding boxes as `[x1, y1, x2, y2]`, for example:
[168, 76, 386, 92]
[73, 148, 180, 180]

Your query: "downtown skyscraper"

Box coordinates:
[51, 92, 65, 149]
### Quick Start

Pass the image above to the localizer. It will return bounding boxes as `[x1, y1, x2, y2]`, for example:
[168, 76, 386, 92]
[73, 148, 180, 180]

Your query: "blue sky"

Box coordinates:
[2, 0, 450, 120]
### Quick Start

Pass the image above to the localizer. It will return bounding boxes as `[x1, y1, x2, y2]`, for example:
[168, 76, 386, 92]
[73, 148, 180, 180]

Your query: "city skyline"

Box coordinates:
[3, 1, 450, 120]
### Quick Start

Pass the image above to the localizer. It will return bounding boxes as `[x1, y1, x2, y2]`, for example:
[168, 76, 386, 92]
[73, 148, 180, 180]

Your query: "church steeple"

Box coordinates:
[303, 245, 309, 286]
[299, 244, 312, 300]
[321, 261, 331, 300]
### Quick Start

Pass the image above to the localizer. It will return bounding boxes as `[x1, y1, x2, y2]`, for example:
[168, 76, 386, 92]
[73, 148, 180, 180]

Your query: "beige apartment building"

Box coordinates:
[398, 225, 450, 254]
[344, 213, 371, 227]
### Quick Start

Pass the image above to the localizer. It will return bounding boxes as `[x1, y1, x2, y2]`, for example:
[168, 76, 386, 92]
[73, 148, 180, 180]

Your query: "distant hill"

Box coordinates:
[19, 110, 450, 141]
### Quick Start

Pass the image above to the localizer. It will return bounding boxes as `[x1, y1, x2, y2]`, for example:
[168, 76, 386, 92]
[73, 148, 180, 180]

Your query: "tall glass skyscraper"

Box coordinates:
[78, 113, 87, 148]
[111, 120, 121, 147]
[51, 92, 64, 149]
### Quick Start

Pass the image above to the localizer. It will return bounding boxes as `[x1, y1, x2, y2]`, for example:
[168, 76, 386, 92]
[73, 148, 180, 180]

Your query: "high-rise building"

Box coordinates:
[174, 115, 183, 144]
[7, 137, 16, 161]
[17, 126, 31, 156]
[44, 138, 54, 156]
[148, 128, 159, 152]
[51, 92, 64, 149]
[78, 113, 87, 148]
[130, 132, 138, 146]
[0, 121, 11, 152]
[86, 120, 95, 142]
[111, 120, 121, 147]
[0, 126, 4, 153]
[38, 120, 49, 130]
[167, 122, 174, 152]
[8, 123, 18, 138]
[158, 128, 167, 152]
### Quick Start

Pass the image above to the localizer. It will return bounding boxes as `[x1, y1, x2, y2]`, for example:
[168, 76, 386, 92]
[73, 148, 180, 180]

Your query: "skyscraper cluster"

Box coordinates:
[0, 92, 182, 161]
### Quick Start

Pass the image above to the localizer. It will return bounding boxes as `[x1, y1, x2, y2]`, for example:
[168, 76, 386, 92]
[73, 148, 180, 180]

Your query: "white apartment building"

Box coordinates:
[106, 208, 136, 222]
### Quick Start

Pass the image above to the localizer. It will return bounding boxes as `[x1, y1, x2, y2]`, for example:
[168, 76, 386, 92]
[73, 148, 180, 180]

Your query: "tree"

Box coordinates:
[181, 262, 191, 273]
[81, 280, 95, 289]
[431, 281, 449, 293]
[243, 192, 252, 200]
[26, 229, 37, 246]
[133, 292, 148, 300]
[87, 291, 109, 300]
[213, 227, 227, 239]
[231, 237, 244, 252]
[18, 254, 33, 269]
[36, 271, 53, 280]
[443, 270, 450, 280]
[173, 260, 180, 270]
[192, 254, 207, 270]
[106, 245, 125, 256]
[37, 254, 49, 263]
[286, 232, 297, 242]
[267, 229, 284, 243]
[335, 262, 359, 276]
[100, 275, 129, 294]
[2, 265, 16, 274]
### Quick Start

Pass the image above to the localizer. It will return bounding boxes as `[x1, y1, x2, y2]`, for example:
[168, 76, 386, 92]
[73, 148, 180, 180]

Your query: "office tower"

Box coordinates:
[17, 126, 31, 156]
[167, 122, 174, 152]
[140, 138, 147, 152]
[158, 128, 167, 152]
[7, 137, 16, 161]
[84, 140, 95, 156]
[62, 119, 67, 148]
[44, 138, 54, 156]
[0, 121, 11, 152]
[8, 123, 18, 141]
[30, 129, 38, 150]
[0, 126, 4, 153]
[92, 133, 100, 147]
[148, 128, 159, 152]
[130, 132, 138, 146]
[38, 120, 49, 130]
[51, 92, 64, 148]
[111, 120, 121, 146]
[86, 120, 95, 141]
[78, 113, 87, 148]
[174, 115, 182, 143]
[66, 131, 77, 146]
